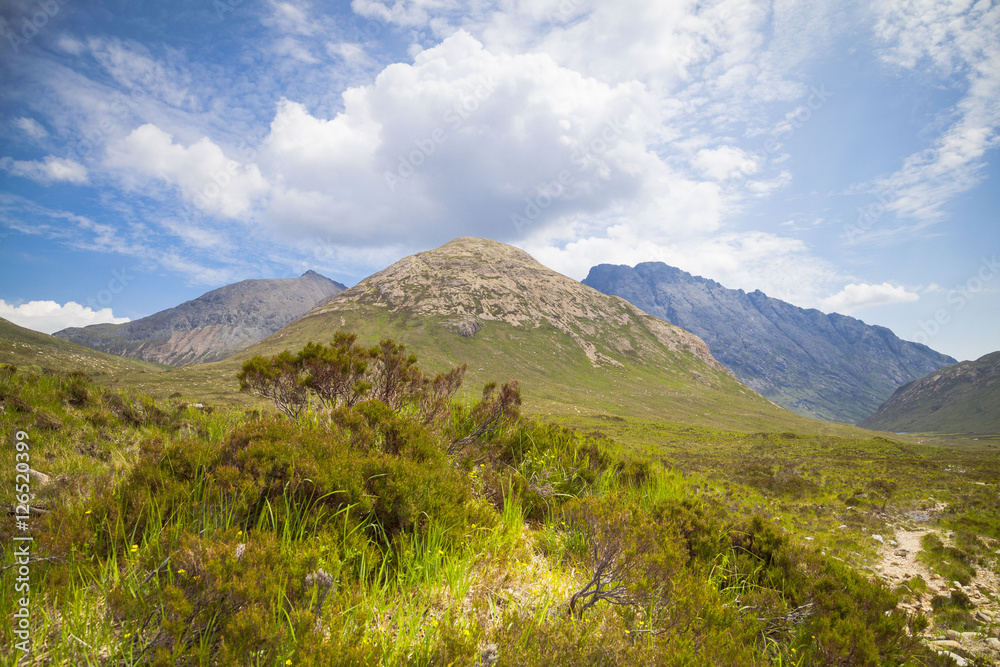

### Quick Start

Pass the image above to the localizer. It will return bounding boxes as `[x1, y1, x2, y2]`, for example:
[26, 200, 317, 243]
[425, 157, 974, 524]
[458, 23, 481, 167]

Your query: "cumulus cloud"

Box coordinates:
[0, 300, 130, 334]
[257, 31, 673, 245]
[820, 282, 919, 314]
[105, 124, 268, 219]
[0, 156, 89, 184]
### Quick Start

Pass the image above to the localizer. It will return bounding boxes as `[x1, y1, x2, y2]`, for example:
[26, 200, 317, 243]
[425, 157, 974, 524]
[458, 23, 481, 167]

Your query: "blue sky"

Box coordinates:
[0, 0, 997, 362]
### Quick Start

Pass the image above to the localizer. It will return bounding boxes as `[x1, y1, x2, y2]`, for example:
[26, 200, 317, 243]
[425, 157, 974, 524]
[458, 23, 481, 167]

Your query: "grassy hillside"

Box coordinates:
[7, 363, 989, 666]
[0, 316, 166, 381]
[861, 351, 1000, 435]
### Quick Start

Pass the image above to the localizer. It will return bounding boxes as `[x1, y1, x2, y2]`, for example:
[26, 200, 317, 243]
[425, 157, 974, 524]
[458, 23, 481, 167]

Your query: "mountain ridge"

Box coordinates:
[54, 270, 345, 366]
[583, 261, 956, 423]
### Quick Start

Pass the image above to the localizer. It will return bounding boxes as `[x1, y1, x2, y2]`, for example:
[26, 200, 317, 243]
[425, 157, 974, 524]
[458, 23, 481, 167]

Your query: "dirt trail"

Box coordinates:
[872, 520, 1000, 666]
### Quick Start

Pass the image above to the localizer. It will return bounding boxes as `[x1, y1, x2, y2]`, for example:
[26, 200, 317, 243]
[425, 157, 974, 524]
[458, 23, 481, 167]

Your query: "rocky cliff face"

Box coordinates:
[860, 352, 1000, 434]
[583, 262, 956, 423]
[54, 271, 345, 366]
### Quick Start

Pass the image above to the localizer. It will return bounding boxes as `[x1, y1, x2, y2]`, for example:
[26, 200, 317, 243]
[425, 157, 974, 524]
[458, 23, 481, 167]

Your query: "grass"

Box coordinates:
[2, 334, 998, 664]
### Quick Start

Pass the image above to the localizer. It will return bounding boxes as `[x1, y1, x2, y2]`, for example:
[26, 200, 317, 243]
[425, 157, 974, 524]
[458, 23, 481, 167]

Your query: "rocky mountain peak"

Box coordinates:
[313, 238, 724, 371]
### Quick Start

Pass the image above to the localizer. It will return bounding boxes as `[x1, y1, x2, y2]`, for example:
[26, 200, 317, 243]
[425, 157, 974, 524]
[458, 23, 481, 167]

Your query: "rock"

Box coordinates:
[451, 317, 484, 338]
[838, 524, 847, 530]
[986, 637, 1000, 651]
[932, 639, 962, 650]
[890, 540, 899, 547]
[943, 652, 968, 666]
[946, 630, 961, 641]
[894, 548, 909, 556]
[872, 534, 884, 544]
[477, 643, 499, 667]
[28, 469, 51, 486]
[977, 610, 993, 622]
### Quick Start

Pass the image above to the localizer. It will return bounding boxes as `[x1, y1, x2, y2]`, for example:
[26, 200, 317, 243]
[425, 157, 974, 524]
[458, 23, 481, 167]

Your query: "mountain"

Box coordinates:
[860, 352, 1000, 434]
[582, 262, 956, 424]
[217, 237, 830, 433]
[0, 316, 164, 377]
[54, 270, 345, 366]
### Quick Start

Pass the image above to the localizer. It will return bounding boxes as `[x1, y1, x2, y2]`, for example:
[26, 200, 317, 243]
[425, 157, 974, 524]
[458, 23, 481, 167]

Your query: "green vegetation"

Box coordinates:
[8, 336, 991, 666]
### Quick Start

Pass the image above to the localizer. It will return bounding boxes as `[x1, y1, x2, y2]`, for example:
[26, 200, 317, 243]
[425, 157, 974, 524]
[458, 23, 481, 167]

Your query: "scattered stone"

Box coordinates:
[977, 610, 993, 622]
[889, 540, 898, 547]
[477, 643, 499, 667]
[943, 652, 968, 666]
[932, 639, 962, 650]
[946, 630, 961, 641]
[305, 568, 336, 615]
[28, 469, 52, 486]
[872, 534, 884, 544]
[986, 637, 1000, 651]
[837, 525, 847, 530]
[894, 548, 909, 557]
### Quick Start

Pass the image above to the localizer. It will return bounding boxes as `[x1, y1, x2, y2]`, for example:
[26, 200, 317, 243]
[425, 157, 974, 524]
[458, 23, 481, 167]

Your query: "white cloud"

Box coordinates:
[871, 0, 1000, 223]
[693, 145, 759, 181]
[820, 282, 919, 314]
[0, 299, 130, 334]
[267, 0, 319, 35]
[13, 117, 48, 139]
[256, 31, 673, 245]
[524, 224, 839, 308]
[105, 124, 268, 219]
[0, 156, 89, 184]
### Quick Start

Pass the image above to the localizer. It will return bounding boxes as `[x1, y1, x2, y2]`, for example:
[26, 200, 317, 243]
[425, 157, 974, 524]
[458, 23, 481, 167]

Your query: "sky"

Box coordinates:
[0, 0, 997, 362]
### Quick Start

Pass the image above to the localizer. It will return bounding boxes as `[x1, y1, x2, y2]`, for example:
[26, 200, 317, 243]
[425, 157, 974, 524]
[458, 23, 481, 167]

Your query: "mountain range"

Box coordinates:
[53, 270, 344, 366]
[222, 236, 819, 433]
[860, 351, 1000, 434]
[583, 262, 956, 424]
[8, 238, 988, 434]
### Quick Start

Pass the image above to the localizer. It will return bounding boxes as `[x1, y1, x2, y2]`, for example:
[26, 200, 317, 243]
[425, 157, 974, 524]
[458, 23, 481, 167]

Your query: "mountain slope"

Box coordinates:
[0, 316, 164, 377]
[860, 352, 1000, 434]
[582, 262, 956, 423]
[212, 237, 828, 433]
[54, 270, 345, 366]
